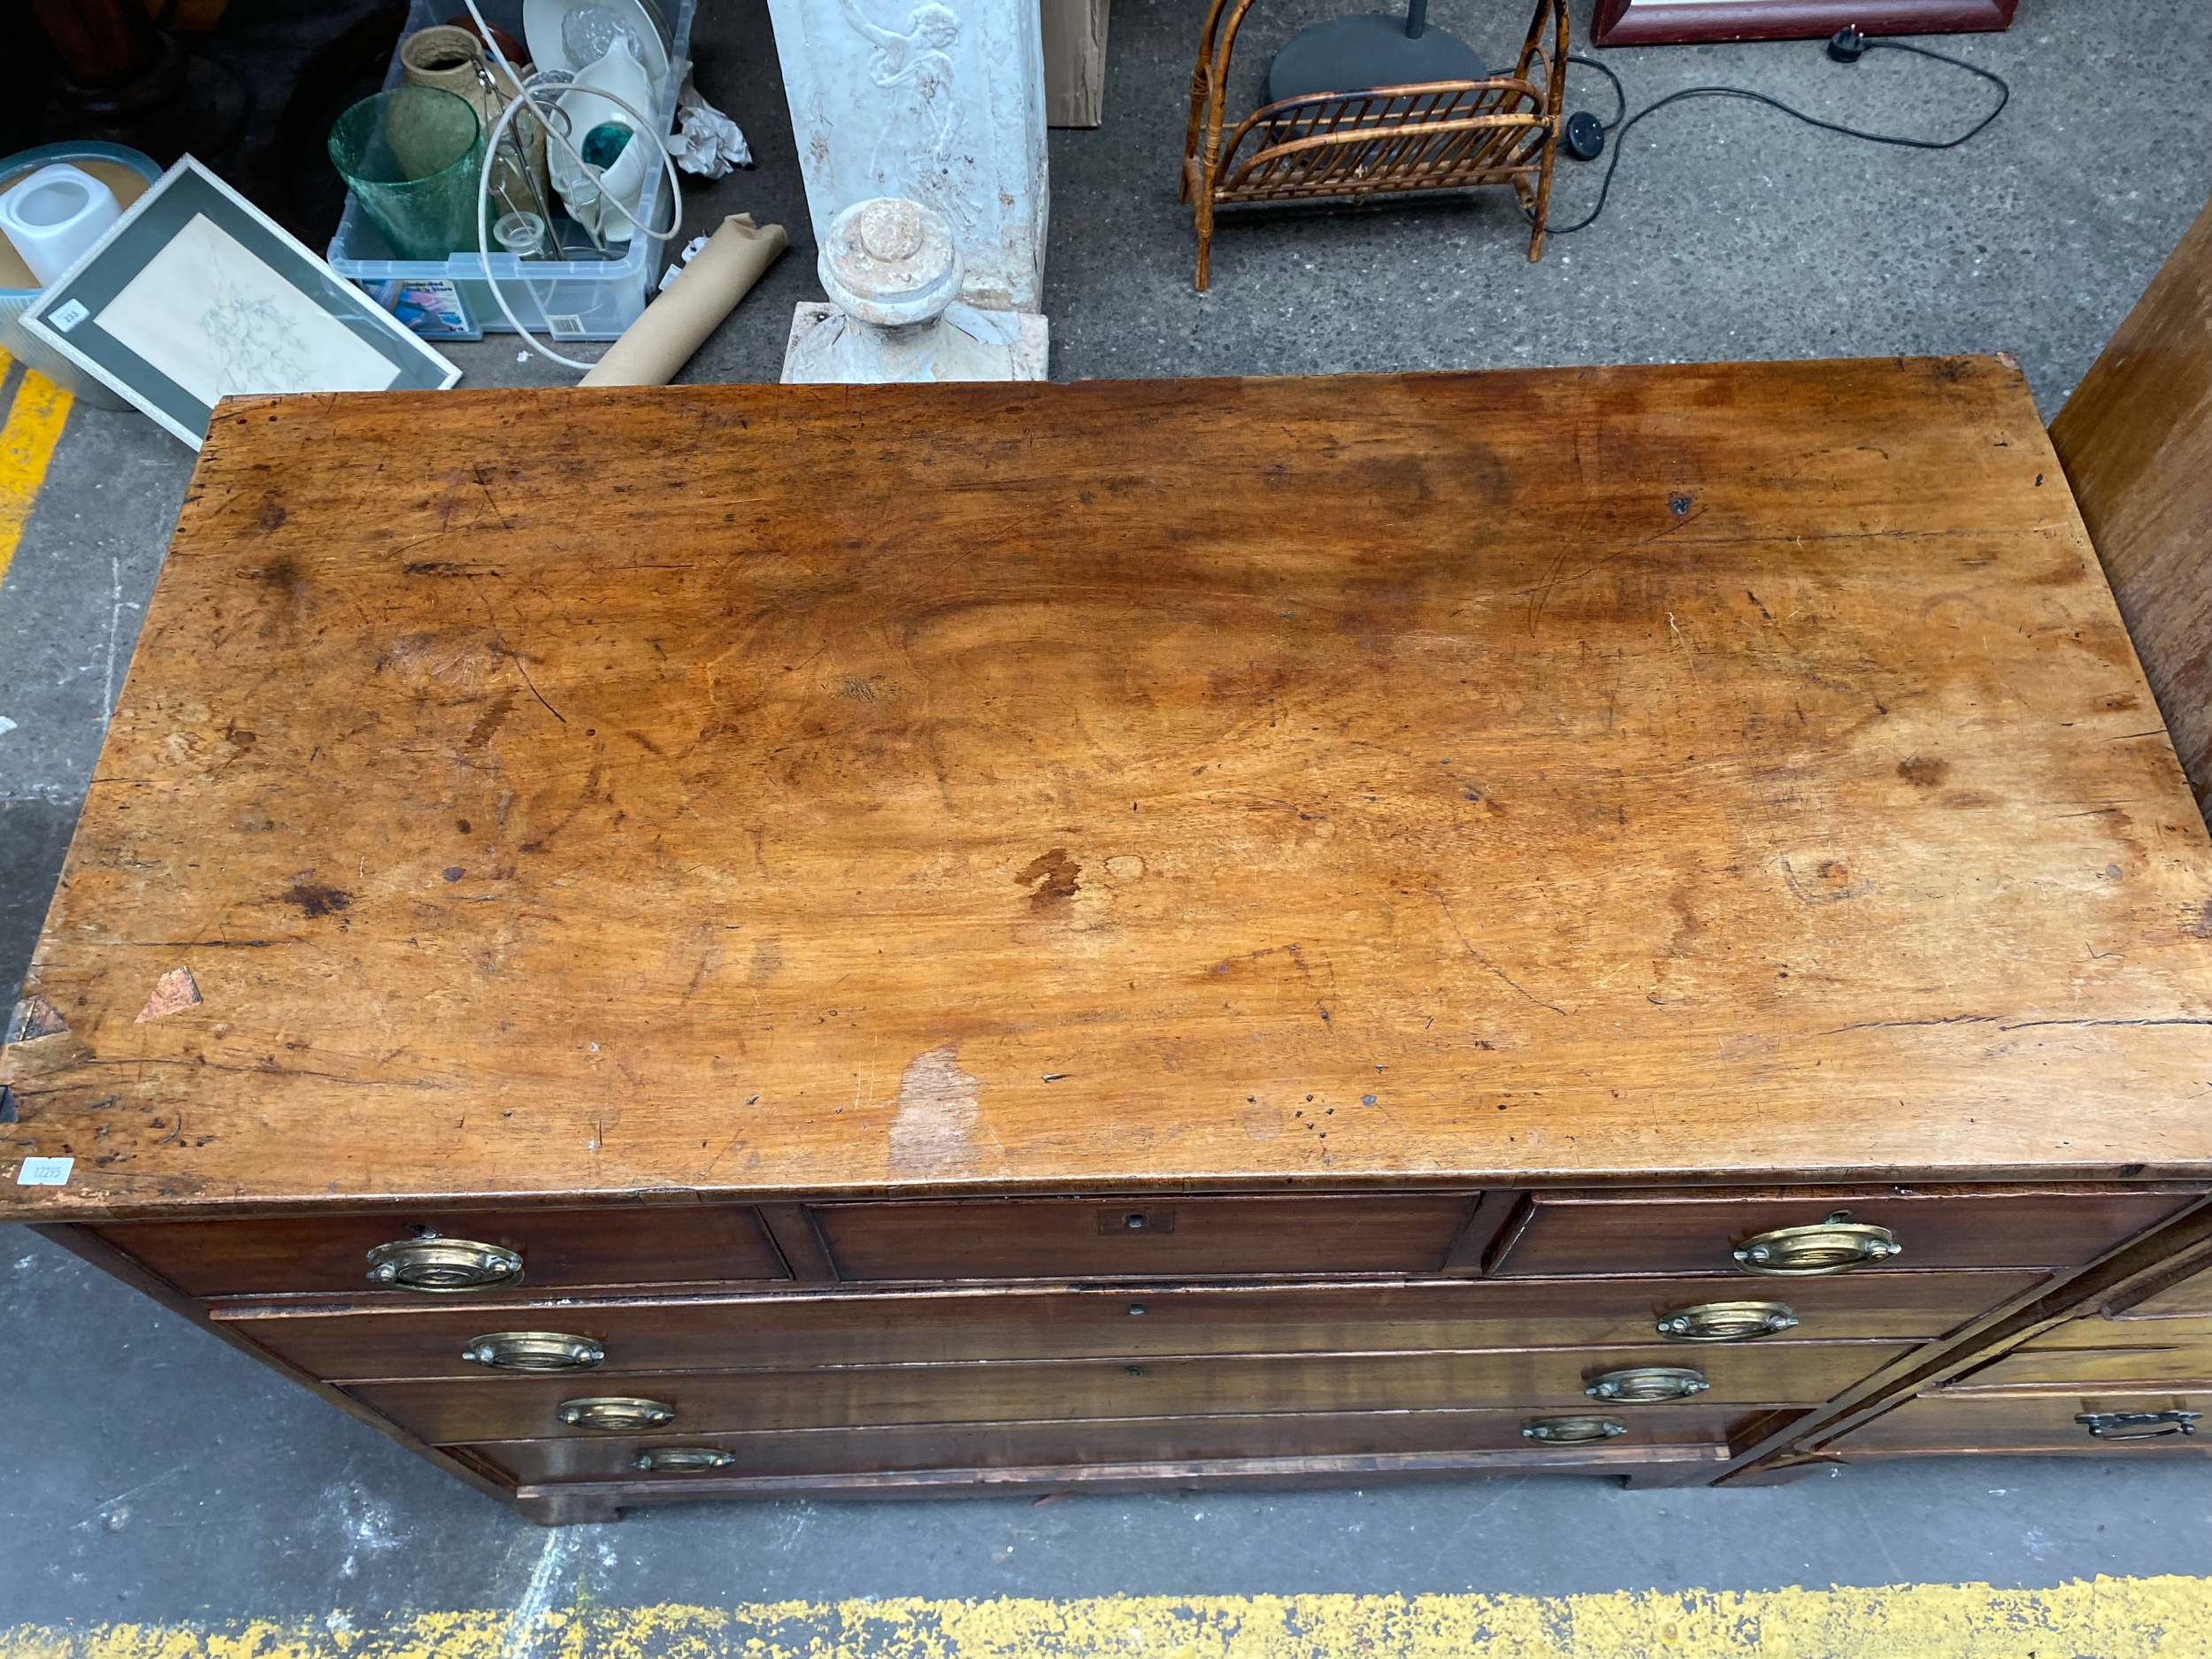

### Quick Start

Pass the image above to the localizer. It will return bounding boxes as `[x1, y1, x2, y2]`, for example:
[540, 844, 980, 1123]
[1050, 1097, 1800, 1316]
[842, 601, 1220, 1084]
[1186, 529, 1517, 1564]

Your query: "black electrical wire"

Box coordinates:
[1540, 39, 2009, 236]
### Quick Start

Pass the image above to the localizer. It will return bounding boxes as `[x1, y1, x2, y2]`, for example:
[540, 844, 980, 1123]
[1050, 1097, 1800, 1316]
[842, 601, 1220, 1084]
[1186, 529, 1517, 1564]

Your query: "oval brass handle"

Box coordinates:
[1657, 1302, 1799, 1343]
[2077, 1409, 2200, 1441]
[634, 1446, 736, 1472]
[365, 1234, 524, 1294]
[558, 1396, 675, 1432]
[1586, 1365, 1709, 1403]
[463, 1331, 605, 1373]
[1522, 1416, 1628, 1444]
[1733, 1215, 1901, 1277]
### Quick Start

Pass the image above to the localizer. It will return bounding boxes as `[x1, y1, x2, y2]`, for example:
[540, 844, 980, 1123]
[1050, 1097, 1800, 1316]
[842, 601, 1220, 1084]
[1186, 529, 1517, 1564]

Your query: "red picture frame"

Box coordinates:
[1592, 0, 2016, 47]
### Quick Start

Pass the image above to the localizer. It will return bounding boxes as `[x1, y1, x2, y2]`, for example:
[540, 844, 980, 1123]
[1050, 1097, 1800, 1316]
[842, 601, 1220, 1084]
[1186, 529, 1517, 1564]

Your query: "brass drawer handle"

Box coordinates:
[1522, 1416, 1628, 1444]
[2077, 1410, 2200, 1442]
[558, 1396, 676, 1432]
[1732, 1213, 1901, 1277]
[1657, 1302, 1799, 1343]
[1586, 1365, 1709, 1403]
[634, 1446, 737, 1472]
[463, 1332, 605, 1373]
[365, 1233, 524, 1294]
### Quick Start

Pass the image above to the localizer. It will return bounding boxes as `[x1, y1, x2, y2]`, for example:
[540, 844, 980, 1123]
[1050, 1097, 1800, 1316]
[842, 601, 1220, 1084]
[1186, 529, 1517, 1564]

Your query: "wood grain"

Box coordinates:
[5, 359, 2212, 1218]
[219, 1270, 2042, 1381]
[2051, 192, 2212, 809]
[1832, 1390, 2212, 1455]
[2119, 1264, 2212, 1319]
[1591, 0, 2014, 47]
[808, 1192, 1476, 1279]
[1489, 1187, 2192, 1278]
[93, 1205, 787, 1297]
[347, 1340, 1907, 1442]
[463, 1403, 1760, 1483]
[505, 1439, 1734, 1511]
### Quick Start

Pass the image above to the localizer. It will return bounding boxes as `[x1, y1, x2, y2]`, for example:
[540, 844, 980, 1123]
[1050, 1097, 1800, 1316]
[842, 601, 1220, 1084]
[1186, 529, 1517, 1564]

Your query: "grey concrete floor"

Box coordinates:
[4, 0, 2211, 1630]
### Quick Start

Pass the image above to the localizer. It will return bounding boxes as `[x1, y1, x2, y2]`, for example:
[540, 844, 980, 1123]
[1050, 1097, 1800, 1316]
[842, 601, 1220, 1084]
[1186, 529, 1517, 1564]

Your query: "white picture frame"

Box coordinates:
[19, 156, 460, 449]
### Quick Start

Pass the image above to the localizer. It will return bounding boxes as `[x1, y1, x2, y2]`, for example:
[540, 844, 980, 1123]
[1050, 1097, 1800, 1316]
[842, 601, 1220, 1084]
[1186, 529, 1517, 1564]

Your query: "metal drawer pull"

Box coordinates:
[1657, 1302, 1799, 1342]
[462, 1332, 604, 1373]
[1522, 1416, 1628, 1444]
[1733, 1213, 1901, 1277]
[2077, 1410, 2200, 1441]
[558, 1396, 676, 1431]
[365, 1233, 524, 1294]
[634, 1446, 737, 1473]
[1586, 1365, 1709, 1403]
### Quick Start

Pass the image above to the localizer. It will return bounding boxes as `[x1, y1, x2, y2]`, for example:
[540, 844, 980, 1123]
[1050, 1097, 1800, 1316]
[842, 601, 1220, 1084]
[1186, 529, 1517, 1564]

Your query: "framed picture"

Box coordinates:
[19, 156, 458, 449]
[1593, 0, 2016, 47]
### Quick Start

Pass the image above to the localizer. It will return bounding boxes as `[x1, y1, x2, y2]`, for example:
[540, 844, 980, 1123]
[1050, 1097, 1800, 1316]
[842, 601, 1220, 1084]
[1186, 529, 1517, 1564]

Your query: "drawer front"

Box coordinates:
[2119, 1263, 2212, 1318]
[1836, 1391, 2212, 1455]
[460, 1405, 1778, 1484]
[349, 1342, 1909, 1443]
[228, 1270, 2042, 1382]
[1947, 1317, 2212, 1391]
[95, 1207, 788, 1299]
[809, 1194, 1479, 1281]
[1491, 1190, 2191, 1279]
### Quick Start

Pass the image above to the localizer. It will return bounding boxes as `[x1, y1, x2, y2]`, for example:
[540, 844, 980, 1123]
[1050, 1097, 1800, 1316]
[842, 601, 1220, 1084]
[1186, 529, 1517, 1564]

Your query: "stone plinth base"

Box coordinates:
[781, 303, 1048, 383]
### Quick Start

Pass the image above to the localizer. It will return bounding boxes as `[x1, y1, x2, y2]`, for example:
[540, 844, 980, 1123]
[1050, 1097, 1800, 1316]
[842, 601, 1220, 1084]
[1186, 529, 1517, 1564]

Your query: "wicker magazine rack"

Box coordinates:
[1180, 0, 1566, 289]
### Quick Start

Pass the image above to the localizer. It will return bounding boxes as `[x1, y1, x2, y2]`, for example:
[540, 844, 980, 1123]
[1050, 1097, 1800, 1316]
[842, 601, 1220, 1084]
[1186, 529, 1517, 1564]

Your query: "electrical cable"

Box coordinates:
[461, 0, 686, 371]
[1540, 37, 2008, 237]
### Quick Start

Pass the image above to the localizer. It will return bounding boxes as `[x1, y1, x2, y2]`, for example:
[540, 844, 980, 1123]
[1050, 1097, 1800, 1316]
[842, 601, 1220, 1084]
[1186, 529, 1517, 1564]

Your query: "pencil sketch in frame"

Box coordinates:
[20, 156, 459, 449]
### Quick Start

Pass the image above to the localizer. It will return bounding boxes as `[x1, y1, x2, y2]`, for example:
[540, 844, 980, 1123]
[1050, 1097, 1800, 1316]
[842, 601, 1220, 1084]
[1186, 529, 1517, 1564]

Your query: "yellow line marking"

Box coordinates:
[0, 349, 74, 593]
[4, 1579, 2211, 1658]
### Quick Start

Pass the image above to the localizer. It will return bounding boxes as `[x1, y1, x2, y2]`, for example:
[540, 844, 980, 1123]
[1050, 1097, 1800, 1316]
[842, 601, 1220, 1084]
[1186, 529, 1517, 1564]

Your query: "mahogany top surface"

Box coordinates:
[6, 357, 2212, 1217]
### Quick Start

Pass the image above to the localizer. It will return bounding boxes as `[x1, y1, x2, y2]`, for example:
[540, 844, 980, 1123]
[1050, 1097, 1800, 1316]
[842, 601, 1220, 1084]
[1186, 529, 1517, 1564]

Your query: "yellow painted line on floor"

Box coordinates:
[0, 350, 74, 592]
[4, 1579, 2211, 1659]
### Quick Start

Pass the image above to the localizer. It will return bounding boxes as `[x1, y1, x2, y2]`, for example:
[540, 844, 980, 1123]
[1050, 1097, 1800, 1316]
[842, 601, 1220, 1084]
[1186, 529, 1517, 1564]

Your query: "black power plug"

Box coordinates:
[1827, 26, 1867, 63]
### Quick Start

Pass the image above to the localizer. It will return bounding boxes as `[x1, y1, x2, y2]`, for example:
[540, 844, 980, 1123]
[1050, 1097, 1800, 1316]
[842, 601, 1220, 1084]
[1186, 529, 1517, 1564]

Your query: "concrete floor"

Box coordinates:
[4, 0, 2212, 1636]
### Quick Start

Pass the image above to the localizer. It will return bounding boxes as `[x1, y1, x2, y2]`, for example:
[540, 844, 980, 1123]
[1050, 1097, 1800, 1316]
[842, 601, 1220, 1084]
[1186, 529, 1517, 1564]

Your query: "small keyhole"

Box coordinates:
[1127, 1303, 1146, 1316]
[1125, 1213, 1146, 1230]
[1125, 1365, 1146, 1377]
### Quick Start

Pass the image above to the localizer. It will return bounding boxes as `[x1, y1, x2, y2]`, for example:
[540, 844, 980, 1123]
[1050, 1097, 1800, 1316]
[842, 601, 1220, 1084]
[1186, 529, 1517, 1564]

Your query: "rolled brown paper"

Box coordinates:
[579, 214, 789, 388]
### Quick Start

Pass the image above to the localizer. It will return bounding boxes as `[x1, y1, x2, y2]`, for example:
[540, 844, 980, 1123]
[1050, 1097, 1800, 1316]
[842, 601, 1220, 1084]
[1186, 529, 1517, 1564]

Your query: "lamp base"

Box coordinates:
[1264, 14, 1486, 104]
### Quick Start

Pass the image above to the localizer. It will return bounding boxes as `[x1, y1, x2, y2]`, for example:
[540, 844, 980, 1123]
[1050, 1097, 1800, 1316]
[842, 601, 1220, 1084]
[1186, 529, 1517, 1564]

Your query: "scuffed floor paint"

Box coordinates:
[0, 355, 72, 592]
[4, 1578, 2210, 1658]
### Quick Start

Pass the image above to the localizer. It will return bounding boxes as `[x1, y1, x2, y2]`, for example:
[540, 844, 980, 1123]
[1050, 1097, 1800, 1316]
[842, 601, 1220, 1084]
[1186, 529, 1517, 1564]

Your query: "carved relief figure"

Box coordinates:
[838, 0, 976, 232]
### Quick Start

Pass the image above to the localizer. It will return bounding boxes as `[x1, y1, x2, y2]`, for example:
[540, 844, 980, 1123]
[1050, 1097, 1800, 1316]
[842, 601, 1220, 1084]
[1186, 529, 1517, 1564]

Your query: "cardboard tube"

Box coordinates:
[580, 213, 788, 387]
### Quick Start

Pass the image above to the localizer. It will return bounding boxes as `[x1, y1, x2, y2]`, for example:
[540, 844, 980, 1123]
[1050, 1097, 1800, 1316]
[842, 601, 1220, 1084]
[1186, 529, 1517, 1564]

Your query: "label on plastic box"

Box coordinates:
[370, 280, 476, 340]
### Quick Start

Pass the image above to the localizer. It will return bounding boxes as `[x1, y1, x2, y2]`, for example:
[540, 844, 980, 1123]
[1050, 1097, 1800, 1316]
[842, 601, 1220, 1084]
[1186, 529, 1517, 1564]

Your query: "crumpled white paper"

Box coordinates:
[665, 70, 752, 177]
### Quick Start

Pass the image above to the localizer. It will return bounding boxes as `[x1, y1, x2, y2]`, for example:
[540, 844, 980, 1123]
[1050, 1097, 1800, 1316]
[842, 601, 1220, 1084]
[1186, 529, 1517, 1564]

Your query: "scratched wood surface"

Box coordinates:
[2050, 189, 2212, 809]
[6, 357, 2212, 1218]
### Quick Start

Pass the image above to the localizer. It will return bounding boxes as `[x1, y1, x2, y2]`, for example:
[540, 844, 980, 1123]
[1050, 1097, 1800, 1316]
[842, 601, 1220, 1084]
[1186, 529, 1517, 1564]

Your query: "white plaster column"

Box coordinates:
[764, 0, 1048, 312]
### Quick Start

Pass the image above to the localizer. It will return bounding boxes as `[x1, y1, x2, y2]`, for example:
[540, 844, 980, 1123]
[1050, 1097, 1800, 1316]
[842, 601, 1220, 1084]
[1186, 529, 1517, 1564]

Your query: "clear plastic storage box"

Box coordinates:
[327, 0, 694, 341]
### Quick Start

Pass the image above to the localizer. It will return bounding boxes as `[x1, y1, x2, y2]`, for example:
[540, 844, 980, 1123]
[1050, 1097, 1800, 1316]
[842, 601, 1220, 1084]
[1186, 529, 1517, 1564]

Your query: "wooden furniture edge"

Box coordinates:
[756, 1203, 840, 1283]
[2048, 189, 2212, 807]
[505, 1440, 1735, 1522]
[13, 1177, 2201, 1231]
[28, 1222, 524, 1515]
[1717, 1194, 2212, 1482]
[1592, 0, 2013, 46]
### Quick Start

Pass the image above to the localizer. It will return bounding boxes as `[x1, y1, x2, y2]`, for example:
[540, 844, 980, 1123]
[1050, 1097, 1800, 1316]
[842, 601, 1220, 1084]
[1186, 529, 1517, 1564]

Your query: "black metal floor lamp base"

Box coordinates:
[1264, 1, 1486, 104]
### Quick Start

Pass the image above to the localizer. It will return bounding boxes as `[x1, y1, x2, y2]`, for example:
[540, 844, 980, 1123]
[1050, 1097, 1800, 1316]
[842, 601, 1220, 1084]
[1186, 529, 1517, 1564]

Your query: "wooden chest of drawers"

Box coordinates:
[8, 360, 2212, 1521]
